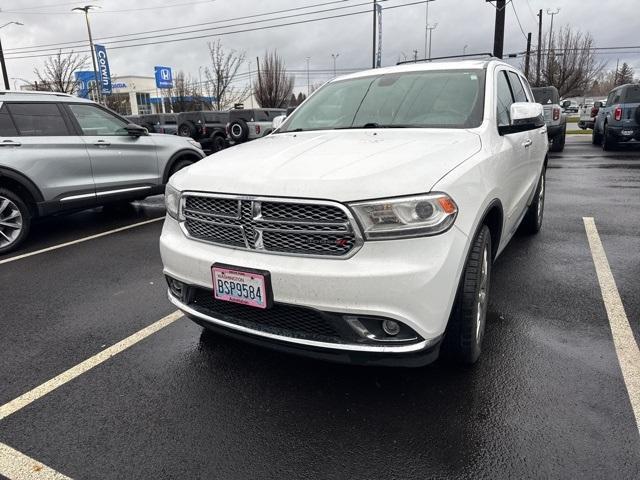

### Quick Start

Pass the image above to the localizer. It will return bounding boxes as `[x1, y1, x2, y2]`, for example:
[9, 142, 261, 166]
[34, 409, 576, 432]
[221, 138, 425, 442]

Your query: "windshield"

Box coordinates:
[278, 69, 485, 132]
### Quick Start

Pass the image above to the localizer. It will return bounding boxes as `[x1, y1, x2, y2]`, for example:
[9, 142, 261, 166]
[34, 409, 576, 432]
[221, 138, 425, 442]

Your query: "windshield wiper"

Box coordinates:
[333, 123, 410, 130]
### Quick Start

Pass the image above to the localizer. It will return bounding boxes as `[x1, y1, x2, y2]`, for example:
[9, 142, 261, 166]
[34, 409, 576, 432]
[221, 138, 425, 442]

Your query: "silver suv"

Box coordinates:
[0, 91, 205, 253]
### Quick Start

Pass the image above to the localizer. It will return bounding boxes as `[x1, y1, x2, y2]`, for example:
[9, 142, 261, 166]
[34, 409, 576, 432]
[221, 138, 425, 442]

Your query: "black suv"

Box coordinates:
[177, 111, 228, 153]
[126, 113, 178, 135]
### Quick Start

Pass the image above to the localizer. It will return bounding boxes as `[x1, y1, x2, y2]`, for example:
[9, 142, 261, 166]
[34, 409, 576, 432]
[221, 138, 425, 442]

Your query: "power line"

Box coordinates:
[510, 0, 528, 41]
[5, 0, 359, 53]
[0, 0, 216, 15]
[5, 0, 432, 60]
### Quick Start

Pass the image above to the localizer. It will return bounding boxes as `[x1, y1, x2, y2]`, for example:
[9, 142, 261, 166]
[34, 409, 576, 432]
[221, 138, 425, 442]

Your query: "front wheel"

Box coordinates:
[441, 225, 492, 364]
[0, 188, 31, 255]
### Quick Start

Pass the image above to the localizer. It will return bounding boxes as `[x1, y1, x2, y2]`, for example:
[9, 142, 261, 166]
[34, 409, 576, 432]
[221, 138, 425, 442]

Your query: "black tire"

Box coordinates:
[442, 225, 492, 364]
[592, 125, 602, 145]
[211, 134, 227, 153]
[228, 119, 249, 143]
[178, 121, 197, 138]
[602, 123, 616, 151]
[520, 168, 545, 235]
[549, 126, 566, 152]
[169, 158, 194, 177]
[0, 188, 31, 255]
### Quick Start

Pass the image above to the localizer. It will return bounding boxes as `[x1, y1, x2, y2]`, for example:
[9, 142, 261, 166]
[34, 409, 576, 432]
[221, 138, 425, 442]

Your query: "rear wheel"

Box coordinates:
[442, 225, 492, 365]
[0, 188, 31, 255]
[549, 126, 566, 152]
[520, 168, 545, 235]
[178, 122, 197, 138]
[592, 125, 602, 145]
[602, 124, 616, 151]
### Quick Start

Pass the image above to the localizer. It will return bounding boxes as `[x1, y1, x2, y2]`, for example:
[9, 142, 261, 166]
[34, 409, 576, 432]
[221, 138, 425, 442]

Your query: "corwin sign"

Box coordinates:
[94, 44, 112, 95]
[154, 66, 173, 89]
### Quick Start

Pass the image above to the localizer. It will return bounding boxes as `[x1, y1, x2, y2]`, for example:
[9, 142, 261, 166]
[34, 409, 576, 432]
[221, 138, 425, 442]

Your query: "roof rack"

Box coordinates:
[396, 52, 494, 66]
[0, 90, 73, 97]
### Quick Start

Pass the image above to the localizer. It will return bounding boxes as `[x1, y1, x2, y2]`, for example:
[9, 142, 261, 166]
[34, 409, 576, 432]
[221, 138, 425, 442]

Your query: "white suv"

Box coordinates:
[160, 60, 548, 366]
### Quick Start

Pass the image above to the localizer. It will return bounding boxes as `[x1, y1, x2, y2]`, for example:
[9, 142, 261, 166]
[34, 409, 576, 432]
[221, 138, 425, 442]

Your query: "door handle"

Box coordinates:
[522, 139, 532, 148]
[94, 140, 111, 147]
[0, 140, 21, 147]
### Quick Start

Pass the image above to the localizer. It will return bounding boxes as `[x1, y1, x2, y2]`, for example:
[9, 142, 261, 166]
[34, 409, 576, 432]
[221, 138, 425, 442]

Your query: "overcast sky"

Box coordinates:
[2, 0, 638, 92]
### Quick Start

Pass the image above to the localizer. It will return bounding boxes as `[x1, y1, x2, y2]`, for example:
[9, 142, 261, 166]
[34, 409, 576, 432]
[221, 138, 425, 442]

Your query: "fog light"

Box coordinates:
[382, 319, 400, 336]
[166, 276, 185, 300]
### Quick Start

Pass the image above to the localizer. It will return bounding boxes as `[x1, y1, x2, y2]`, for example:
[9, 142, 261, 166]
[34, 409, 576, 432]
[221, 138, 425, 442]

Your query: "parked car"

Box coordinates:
[161, 60, 548, 366]
[578, 99, 606, 130]
[592, 83, 640, 150]
[531, 86, 567, 152]
[562, 100, 579, 113]
[226, 108, 286, 144]
[127, 113, 179, 135]
[0, 91, 205, 254]
[177, 111, 228, 153]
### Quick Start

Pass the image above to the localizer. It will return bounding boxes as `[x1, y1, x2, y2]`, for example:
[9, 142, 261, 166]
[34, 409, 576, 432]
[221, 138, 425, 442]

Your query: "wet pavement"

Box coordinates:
[0, 136, 638, 479]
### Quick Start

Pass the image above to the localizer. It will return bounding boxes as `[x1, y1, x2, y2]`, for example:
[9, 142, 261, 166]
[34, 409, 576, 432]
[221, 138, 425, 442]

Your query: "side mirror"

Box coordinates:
[562, 100, 571, 108]
[272, 115, 286, 130]
[124, 123, 147, 137]
[594, 101, 603, 108]
[499, 102, 545, 135]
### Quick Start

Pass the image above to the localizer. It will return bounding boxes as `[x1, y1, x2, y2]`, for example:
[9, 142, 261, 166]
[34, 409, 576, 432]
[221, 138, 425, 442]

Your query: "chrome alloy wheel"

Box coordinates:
[475, 243, 489, 343]
[0, 195, 23, 249]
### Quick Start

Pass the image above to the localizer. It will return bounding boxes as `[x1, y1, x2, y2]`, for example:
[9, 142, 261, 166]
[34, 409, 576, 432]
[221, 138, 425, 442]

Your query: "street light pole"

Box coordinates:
[72, 5, 101, 103]
[0, 22, 24, 90]
[427, 23, 438, 60]
[423, 0, 436, 60]
[546, 8, 560, 55]
[331, 53, 339, 77]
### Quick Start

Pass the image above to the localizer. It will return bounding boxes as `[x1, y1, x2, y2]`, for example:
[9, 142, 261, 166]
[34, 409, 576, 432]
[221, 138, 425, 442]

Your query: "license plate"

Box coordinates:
[211, 264, 272, 309]
[621, 130, 634, 136]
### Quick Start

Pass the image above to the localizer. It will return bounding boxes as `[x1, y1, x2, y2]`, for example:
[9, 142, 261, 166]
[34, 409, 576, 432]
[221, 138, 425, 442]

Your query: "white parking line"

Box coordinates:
[0, 310, 182, 421]
[0, 442, 71, 480]
[583, 217, 640, 434]
[0, 217, 164, 266]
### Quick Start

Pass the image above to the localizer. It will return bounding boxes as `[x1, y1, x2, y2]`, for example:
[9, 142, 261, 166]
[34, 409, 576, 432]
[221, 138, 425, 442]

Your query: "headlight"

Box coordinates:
[165, 184, 182, 220]
[187, 139, 202, 149]
[349, 193, 457, 239]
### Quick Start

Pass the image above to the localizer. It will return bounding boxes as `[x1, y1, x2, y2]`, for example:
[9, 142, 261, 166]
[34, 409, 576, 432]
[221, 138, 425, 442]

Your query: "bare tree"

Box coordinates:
[204, 40, 250, 110]
[524, 26, 604, 97]
[254, 50, 294, 108]
[165, 71, 212, 112]
[33, 50, 89, 93]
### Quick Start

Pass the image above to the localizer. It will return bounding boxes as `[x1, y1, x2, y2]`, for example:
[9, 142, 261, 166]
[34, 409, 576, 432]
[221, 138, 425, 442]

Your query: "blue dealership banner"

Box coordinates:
[94, 44, 112, 95]
[74, 71, 97, 98]
[154, 66, 173, 89]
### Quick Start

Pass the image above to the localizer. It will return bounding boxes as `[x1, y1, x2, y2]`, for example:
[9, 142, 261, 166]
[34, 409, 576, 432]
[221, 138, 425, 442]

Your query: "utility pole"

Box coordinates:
[72, 5, 102, 103]
[0, 22, 23, 90]
[306, 57, 310, 96]
[331, 53, 339, 77]
[413, 49, 418, 62]
[524, 32, 532, 79]
[372, 0, 377, 68]
[536, 9, 542, 86]
[463, 44, 468, 56]
[255, 56, 262, 106]
[427, 24, 438, 60]
[489, 0, 506, 59]
[547, 8, 560, 54]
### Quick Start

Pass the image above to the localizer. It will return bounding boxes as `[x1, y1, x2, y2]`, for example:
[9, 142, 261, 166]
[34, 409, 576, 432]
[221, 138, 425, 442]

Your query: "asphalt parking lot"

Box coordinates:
[0, 136, 639, 479]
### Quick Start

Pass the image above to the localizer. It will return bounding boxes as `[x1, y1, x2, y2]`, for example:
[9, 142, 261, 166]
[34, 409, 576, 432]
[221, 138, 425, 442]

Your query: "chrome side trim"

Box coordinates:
[96, 186, 151, 196]
[168, 291, 431, 354]
[59, 192, 97, 202]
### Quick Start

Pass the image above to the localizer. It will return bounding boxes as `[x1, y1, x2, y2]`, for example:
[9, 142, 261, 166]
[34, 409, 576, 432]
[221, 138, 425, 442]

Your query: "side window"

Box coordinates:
[7, 103, 70, 136]
[68, 104, 128, 135]
[496, 71, 514, 127]
[254, 110, 269, 122]
[612, 91, 622, 105]
[606, 91, 616, 107]
[507, 72, 528, 102]
[0, 105, 18, 136]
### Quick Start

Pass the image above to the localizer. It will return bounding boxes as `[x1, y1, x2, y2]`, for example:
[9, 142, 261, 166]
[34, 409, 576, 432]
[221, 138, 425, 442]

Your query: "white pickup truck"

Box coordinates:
[578, 98, 606, 130]
[531, 86, 566, 152]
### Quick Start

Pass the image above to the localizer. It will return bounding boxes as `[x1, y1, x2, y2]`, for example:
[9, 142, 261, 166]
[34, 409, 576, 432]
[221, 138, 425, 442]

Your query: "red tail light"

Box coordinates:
[614, 106, 622, 121]
[553, 107, 560, 121]
[590, 107, 598, 118]
[255, 125, 261, 135]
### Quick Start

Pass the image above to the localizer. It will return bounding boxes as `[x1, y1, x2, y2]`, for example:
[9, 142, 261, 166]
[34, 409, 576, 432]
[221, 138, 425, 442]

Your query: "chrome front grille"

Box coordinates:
[181, 194, 361, 258]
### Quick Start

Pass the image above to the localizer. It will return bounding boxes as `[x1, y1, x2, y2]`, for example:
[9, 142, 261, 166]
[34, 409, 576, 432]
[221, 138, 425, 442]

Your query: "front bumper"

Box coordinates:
[160, 216, 469, 363]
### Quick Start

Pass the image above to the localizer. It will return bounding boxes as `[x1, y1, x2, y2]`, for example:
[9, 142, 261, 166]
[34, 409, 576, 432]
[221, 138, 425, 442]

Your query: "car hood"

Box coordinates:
[172, 129, 481, 201]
